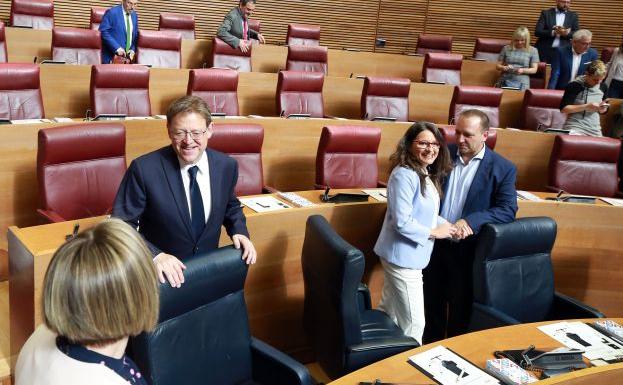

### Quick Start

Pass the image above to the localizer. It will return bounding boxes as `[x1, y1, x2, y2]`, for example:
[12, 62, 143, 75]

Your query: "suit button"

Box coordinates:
[193, 246, 199, 254]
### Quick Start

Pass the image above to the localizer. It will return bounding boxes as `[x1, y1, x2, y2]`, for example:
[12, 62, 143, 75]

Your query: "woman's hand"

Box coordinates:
[430, 222, 457, 239]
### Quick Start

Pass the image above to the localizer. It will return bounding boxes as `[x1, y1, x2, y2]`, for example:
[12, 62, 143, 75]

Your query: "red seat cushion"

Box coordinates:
[277, 70, 325, 118]
[90, 6, 106, 30]
[159, 12, 195, 40]
[361, 76, 410, 122]
[286, 45, 328, 74]
[416, 34, 452, 55]
[315, 125, 381, 189]
[438, 124, 497, 150]
[188, 68, 239, 116]
[520, 89, 566, 131]
[90, 64, 151, 117]
[449, 86, 503, 128]
[286, 23, 321, 46]
[52, 27, 101, 65]
[137, 30, 182, 69]
[37, 123, 126, 222]
[212, 37, 252, 72]
[10, 0, 54, 30]
[473, 38, 510, 62]
[422, 53, 463, 85]
[208, 123, 264, 196]
[0, 63, 44, 120]
[548, 135, 621, 197]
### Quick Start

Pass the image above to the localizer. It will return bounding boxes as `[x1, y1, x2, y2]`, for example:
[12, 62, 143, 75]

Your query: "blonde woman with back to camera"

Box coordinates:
[15, 219, 159, 385]
[373, 122, 456, 344]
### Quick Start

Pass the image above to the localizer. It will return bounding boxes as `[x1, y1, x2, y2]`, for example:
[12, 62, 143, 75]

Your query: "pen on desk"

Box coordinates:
[455, 368, 465, 383]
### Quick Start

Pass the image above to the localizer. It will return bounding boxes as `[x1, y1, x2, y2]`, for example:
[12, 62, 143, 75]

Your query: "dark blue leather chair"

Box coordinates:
[470, 217, 604, 332]
[302, 215, 419, 380]
[130, 246, 315, 385]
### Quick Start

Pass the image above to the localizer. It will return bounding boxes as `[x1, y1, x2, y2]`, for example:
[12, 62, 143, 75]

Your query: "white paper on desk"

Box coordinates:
[409, 345, 502, 385]
[154, 115, 167, 120]
[11, 118, 52, 124]
[124, 116, 154, 120]
[362, 188, 387, 202]
[600, 197, 623, 206]
[516, 190, 542, 201]
[538, 321, 623, 362]
[239, 196, 291, 213]
[53, 117, 73, 123]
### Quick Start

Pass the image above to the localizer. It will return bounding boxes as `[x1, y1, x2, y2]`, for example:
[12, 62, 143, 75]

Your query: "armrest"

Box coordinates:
[357, 282, 372, 312]
[347, 337, 419, 353]
[37, 208, 67, 223]
[251, 337, 316, 385]
[468, 302, 521, 332]
[263, 185, 279, 194]
[377, 181, 387, 188]
[548, 292, 605, 320]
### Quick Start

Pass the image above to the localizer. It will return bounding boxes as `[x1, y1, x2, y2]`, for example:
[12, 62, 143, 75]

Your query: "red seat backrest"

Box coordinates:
[211, 37, 252, 72]
[159, 12, 195, 40]
[286, 23, 321, 46]
[520, 89, 566, 131]
[90, 64, 151, 117]
[0, 21, 7, 63]
[449, 86, 503, 127]
[416, 34, 452, 55]
[248, 18, 261, 33]
[52, 27, 101, 65]
[90, 6, 106, 30]
[529, 62, 547, 90]
[286, 45, 328, 74]
[137, 30, 182, 69]
[422, 53, 463, 85]
[473, 38, 510, 62]
[0, 63, 44, 120]
[601, 47, 615, 64]
[10, 0, 54, 30]
[188, 68, 240, 116]
[361, 76, 410, 122]
[277, 70, 325, 118]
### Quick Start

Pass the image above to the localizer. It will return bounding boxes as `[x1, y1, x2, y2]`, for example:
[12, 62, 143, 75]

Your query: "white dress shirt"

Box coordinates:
[178, 151, 211, 223]
[440, 145, 486, 224]
[552, 10, 566, 48]
[571, 48, 583, 81]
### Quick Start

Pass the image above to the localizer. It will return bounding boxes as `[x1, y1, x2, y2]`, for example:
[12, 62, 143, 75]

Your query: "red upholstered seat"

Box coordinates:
[0, 21, 7, 63]
[416, 34, 452, 55]
[248, 18, 261, 33]
[449, 86, 503, 127]
[286, 45, 328, 74]
[520, 89, 566, 131]
[159, 12, 195, 40]
[137, 30, 182, 69]
[52, 27, 101, 65]
[529, 62, 547, 89]
[601, 47, 615, 64]
[90, 6, 106, 30]
[10, 0, 53, 30]
[422, 53, 463, 85]
[277, 70, 325, 118]
[315, 125, 382, 189]
[438, 124, 497, 150]
[188, 68, 239, 116]
[212, 37, 251, 72]
[208, 123, 272, 196]
[0, 63, 44, 120]
[90, 64, 151, 117]
[37, 123, 126, 222]
[286, 23, 321, 46]
[473, 38, 510, 62]
[548, 135, 621, 197]
[361, 76, 410, 122]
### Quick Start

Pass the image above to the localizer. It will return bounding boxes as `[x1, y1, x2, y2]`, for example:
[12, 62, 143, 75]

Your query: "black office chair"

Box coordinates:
[301, 215, 419, 380]
[130, 246, 315, 385]
[470, 217, 604, 332]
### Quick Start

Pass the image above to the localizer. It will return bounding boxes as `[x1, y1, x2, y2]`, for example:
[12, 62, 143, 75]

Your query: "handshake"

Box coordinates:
[430, 219, 473, 240]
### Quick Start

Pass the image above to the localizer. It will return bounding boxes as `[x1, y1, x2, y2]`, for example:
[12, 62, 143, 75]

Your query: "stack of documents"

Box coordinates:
[486, 358, 538, 384]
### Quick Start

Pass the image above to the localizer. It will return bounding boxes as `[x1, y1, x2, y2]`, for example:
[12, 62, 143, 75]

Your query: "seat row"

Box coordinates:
[36, 121, 622, 224]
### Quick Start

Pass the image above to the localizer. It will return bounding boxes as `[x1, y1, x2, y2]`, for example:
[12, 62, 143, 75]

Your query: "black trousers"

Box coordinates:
[607, 79, 623, 99]
[422, 238, 477, 344]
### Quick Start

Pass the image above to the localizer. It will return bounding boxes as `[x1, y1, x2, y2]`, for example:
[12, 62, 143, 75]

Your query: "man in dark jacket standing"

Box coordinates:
[534, 0, 580, 63]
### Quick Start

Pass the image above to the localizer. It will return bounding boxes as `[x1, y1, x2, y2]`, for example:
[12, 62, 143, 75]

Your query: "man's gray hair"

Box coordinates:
[573, 29, 592, 41]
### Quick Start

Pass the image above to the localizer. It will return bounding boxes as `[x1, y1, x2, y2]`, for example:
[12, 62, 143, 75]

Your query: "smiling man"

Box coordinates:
[217, 0, 266, 53]
[113, 96, 256, 288]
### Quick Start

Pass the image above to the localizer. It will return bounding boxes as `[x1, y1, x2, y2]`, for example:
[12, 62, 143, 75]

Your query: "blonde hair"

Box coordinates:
[512, 26, 531, 51]
[43, 218, 159, 346]
[585, 60, 607, 77]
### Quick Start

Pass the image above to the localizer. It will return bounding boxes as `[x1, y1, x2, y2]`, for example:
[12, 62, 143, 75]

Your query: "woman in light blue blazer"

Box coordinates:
[374, 122, 455, 344]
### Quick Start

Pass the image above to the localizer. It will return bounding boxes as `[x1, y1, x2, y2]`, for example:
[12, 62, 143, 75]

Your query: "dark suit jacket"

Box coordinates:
[443, 145, 518, 235]
[548, 46, 599, 90]
[99, 4, 139, 64]
[112, 146, 249, 259]
[534, 7, 579, 63]
[216, 7, 259, 48]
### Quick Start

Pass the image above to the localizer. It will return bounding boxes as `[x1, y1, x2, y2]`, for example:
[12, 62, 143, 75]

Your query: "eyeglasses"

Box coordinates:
[413, 140, 440, 149]
[171, 129, 208, 140]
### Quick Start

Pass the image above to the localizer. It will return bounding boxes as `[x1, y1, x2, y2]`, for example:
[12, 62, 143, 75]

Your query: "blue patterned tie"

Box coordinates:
[188, 166, 205, 239]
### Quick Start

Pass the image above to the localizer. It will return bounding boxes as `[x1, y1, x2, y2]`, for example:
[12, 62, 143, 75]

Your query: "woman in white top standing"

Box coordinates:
[605, 35, 623, 99]
[15, 219, 159, 385]
[374, 122, 456, 344]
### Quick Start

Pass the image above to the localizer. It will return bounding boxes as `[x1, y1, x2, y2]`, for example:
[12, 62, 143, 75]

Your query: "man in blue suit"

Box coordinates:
[423, 109, 517, 343]
[548, 29, 598, 90]
[113, 96, 257, 288]
[99, 0, 139, 64]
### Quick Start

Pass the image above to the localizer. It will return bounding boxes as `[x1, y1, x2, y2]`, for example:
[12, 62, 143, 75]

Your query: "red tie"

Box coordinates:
[243, 19, 248, 41]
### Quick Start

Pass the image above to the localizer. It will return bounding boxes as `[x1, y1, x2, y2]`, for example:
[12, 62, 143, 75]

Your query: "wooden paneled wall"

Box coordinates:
[0, 1, 620, 55]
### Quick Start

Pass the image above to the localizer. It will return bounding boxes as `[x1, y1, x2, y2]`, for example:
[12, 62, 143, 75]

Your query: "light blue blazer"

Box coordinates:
[374, 166, 446, 269]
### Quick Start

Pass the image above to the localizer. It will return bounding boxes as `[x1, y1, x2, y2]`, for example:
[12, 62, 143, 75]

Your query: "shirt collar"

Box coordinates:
[456, 144, 486, 166]
[178, 150, 208, 174]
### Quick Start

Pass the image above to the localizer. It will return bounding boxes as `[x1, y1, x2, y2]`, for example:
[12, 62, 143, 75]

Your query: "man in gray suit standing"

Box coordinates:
[217, 0, 266, 53]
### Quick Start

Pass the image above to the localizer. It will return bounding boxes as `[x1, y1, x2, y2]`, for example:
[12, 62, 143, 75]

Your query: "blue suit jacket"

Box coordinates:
[99, 5, 139, 64]
[112, 146, 249, 259]
[444, 145, 518, 235]
[548, 46, 598, 90]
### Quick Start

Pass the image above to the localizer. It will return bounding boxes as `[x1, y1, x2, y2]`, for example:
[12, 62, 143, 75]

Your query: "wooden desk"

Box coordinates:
[8, 191, 623, 369]
[328, 319, 623, 385]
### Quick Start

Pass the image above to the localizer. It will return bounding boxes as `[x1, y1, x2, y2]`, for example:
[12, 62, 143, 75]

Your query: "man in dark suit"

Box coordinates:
[423, 109, 518, 343]
[548, 29, 598, 90]
[217, 0, 265, 53]
[534, 0, 580, 64]
[113, 96, 257, 287]
[99, 0, 139, 64]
